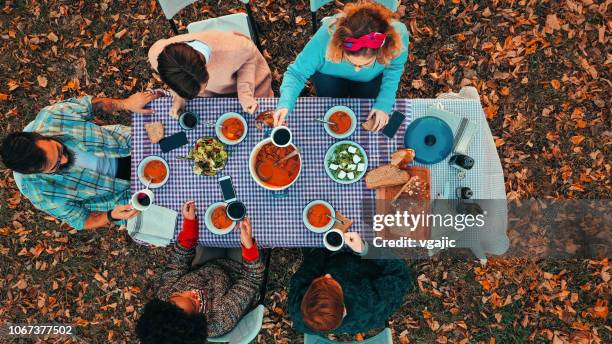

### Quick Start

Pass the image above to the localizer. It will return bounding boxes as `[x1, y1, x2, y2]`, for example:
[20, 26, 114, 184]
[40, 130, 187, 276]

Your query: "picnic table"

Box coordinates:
[131, 96, 507, 251]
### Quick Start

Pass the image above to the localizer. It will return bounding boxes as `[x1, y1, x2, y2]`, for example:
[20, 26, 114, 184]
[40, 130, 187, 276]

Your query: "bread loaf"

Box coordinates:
[390, 148, 415, 168]
[365, 164, 411, 189]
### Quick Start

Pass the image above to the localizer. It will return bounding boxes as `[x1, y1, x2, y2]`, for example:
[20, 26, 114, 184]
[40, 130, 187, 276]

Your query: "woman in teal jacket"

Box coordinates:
[273, 1, 409, 131]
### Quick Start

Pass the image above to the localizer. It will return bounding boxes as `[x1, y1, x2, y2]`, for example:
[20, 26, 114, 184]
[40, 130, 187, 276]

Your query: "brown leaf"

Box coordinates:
[47, 32, 59, 42]
[37, 75, 48, 88]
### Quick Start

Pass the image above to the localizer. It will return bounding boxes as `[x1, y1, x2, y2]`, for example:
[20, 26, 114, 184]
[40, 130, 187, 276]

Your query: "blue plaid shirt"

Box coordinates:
[13, 96, 131, 230]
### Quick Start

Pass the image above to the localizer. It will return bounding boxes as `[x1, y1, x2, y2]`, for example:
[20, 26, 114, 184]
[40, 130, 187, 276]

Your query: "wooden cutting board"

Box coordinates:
[375, 166, 431, 241]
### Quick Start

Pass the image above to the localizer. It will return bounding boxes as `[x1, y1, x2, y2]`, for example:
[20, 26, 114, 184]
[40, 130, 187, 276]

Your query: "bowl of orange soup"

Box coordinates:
[302, 200, 335, 233]
[137, 156, 170, 188]
[204, 202, 236, 235]
[249, 138, 302, 191]
[323, 106, 357, 139]
[216, 112, 248, 145]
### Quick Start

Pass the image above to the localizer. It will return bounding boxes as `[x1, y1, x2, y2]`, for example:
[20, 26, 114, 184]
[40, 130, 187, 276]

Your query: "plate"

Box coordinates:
[137, 156, 170, 188]
[323, 105, 357, 139]
[403, 116, 453, 164]
[216, 112, 248, 145]
[204, 202, 236, 235]
[324, 141, 368, 184]
[302, 200, 335, 233]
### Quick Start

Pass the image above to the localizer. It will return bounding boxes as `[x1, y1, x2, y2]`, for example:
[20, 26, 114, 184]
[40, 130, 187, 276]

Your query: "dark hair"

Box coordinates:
[157, 43, 209, 99]
[1, 132, 49, 174]
[136, 299, 207, 344]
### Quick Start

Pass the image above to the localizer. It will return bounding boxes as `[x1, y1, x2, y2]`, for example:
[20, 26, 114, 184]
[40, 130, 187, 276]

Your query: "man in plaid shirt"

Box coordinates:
[0, 91, 161, 230]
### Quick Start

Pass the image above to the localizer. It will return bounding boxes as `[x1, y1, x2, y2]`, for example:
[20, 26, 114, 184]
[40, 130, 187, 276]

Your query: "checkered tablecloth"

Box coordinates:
[131, 97, 506, 248]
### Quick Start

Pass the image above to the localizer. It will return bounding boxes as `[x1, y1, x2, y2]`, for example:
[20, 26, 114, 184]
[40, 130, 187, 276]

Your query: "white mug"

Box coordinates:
[131, 189, 154, 211]
[323, 229, 345, 251]
[270, 126, 293, 147]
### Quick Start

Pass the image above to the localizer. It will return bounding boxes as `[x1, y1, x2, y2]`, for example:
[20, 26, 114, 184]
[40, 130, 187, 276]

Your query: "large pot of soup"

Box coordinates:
[249, 138, 302, 191]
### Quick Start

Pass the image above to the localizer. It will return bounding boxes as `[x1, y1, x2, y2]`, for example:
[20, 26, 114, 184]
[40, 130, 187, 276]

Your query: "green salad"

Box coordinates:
[184, 137, 228, 176]
[326, 143, 366, 181]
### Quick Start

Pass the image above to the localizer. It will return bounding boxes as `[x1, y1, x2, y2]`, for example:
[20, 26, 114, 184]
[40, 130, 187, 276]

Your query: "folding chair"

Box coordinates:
[207, 248, 273, 344]
[310, 0, 399, 34]
[157, 0, 261, 50]
[304, 328, 393, 344]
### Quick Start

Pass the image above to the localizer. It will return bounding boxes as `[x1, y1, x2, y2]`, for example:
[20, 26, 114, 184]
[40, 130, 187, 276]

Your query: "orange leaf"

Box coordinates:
[0, 93, 8, 101]
[102, 29, 115, 47]
[591, 299, 608, 319]
[550, 79, 561, 89]
[570, 135, 585, 145]
[500, 87, 510, 96]
[484, 105, 497, 119]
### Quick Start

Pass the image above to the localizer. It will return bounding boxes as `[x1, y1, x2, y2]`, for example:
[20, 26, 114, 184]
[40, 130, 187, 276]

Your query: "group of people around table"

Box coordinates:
[1, 1, 415, 342]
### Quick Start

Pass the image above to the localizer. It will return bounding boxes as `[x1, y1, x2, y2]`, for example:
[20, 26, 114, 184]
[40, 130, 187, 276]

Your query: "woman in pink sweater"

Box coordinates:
[148, 31, 274, 117]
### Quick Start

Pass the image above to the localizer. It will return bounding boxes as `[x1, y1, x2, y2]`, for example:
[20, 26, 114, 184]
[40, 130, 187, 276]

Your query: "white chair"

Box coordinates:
[207, 305, 265, 344]
[310, 0, 400, 34]
[304, 328, 393, 344]
[157, 0, 261, 50]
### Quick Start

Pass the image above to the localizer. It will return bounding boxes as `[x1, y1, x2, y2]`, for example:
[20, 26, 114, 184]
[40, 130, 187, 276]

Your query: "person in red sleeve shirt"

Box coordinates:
[136, 201, 264, 344]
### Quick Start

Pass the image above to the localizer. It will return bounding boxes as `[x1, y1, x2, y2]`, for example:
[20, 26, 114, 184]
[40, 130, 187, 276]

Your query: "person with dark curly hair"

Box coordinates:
[148, 31, 273, 118]
[136, 201, 264, 343]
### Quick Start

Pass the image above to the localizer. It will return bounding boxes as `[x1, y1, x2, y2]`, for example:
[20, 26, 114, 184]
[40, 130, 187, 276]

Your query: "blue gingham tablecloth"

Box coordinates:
[131, 97, 506, 248]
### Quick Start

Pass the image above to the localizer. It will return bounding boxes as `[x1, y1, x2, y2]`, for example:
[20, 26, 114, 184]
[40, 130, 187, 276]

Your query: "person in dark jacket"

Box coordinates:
[288, 232, 413, 334]
[136, 201, 264, 343]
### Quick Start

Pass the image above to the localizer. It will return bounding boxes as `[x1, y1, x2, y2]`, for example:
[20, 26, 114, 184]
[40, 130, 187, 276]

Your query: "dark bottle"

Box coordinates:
[449, 154, 474, 170]
[456, 187, 473, 199]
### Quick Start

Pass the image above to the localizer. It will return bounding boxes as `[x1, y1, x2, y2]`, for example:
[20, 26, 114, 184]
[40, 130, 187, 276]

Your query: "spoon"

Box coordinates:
[315, 118, 336, 126]
[274, 148, 301, 166]
[143, 176, 153, 189]
[326, 214, 346, 225]
[204, 121, 227, 129]
[256, 162, 273, 182]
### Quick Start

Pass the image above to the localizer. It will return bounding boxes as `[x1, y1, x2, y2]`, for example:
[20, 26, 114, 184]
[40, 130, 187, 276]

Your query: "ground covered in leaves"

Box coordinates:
[0, 0, 610, 343]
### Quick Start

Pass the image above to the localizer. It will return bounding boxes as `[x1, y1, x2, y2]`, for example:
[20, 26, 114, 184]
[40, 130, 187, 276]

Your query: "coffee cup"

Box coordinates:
[270, 126, 292, 147]
[226, 201, 246, 221]
[179, 111, 199, 130]
[323, 229, 345, 251]
[131, 189, 154, 211]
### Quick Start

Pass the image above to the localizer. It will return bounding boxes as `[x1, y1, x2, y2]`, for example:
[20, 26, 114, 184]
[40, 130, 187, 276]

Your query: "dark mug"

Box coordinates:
[226, 201, 247, 221]
[270, 126, 292, 147]
[179, 111, 199, 130]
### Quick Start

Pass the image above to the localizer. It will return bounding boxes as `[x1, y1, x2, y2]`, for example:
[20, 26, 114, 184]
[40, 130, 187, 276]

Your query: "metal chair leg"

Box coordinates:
[245, 3, 262, 51]
[168, 19, 179, 35]
[311, 11, 318, 34]
[258, 248, 273, 306]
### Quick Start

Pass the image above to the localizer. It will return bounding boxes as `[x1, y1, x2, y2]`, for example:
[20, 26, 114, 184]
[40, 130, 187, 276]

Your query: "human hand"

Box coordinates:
[344, 232, 365, 254]
[366, 109, 389, 132]
[111, 204, 140, 220]
[272, 108, 289, 127]
[239, 217, 254, 249]
[120, 91, 162, 114]
[169, 92, 186, 119]
[182, 200, 197, 220]
[245, 102, 259, 115]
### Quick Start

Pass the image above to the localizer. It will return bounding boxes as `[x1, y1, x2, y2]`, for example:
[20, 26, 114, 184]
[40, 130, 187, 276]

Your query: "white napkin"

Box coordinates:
[127, 204, 178, 247]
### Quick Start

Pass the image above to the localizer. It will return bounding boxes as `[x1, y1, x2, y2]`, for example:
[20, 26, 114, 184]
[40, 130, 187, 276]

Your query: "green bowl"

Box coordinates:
[324, 141, 368, 184]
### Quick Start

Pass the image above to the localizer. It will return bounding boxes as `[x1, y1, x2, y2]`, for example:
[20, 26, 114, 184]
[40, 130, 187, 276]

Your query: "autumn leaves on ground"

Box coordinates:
[0, 1, 610, 343]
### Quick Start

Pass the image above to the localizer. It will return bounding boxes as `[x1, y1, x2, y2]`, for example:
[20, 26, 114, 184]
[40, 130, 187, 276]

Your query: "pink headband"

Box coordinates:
[343, 32, 387, 52]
